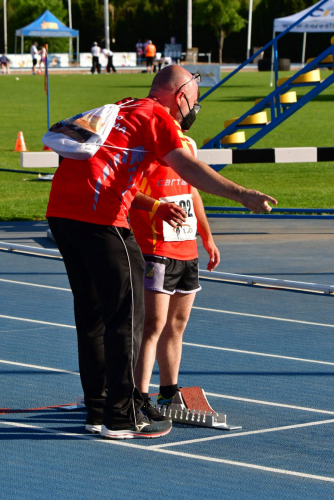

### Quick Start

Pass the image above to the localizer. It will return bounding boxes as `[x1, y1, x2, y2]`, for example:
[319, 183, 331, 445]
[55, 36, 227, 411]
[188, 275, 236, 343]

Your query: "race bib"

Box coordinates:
[160, 194, 197, 242]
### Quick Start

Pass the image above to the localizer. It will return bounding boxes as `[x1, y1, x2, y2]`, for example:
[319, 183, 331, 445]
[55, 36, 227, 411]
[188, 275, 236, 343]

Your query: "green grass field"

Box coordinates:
[0, 70, 334, 220]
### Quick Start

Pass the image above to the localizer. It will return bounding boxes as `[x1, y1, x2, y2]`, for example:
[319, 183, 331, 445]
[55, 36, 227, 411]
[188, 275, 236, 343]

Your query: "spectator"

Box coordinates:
[145, 40, 156, 74]
[135, 39, 143, 66]
[102, 48, 117, 73]
[91, 42, 101, 74]
[0, 54, 10, 74]
[30, 42, 38, 75]
[39, 44, 47, 72]
[153, 53, 163, 73]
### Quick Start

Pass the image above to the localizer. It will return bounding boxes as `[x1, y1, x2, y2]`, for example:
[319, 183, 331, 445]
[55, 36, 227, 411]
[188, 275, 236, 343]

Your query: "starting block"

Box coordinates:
[155, 387, 242, 431]
[61, 387, 242, 431]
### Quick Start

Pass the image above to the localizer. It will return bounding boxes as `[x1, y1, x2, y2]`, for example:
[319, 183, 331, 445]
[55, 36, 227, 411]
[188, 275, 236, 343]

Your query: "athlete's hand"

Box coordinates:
[203, 239, 220, 271]
[156, 202, 187, 227]
[239, 189, 277, 214]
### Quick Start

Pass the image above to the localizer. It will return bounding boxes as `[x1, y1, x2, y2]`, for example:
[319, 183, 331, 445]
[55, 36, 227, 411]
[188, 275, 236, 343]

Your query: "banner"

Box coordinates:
[79, 52, 137, 68]
[8, 53, 69, 69]
[182, 64, 221, 87]
[274, 0, 334, 33]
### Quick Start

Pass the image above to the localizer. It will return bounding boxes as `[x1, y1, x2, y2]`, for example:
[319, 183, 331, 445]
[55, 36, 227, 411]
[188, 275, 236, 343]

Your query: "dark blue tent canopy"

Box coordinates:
[15, 10, 78, 37]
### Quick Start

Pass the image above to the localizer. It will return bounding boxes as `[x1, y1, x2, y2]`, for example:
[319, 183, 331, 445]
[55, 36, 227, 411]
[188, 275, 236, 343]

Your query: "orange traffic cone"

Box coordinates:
[14, 131, 28, 152]
[42, 144, 52, 151]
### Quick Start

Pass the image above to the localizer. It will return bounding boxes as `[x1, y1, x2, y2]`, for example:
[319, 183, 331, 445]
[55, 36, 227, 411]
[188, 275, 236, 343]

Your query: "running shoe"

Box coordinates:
[157, 393, 175, 406]
[85, 424, 102, 434]
[101, 417, 172, 440]
[141, 398, 171, 421]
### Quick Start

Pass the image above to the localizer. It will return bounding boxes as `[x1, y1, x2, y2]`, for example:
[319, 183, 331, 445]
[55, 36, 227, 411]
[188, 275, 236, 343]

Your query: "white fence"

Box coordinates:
[6, 52, 138, 69]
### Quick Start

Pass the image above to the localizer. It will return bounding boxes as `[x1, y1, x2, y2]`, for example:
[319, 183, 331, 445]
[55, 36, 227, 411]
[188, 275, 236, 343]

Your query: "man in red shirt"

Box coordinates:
[129, 133, 220, 419]
[46, 65, 277, 440]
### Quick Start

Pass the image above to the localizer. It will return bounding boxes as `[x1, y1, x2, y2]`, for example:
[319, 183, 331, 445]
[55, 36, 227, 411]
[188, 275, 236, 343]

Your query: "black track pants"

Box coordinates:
[48, 217, 145, 428]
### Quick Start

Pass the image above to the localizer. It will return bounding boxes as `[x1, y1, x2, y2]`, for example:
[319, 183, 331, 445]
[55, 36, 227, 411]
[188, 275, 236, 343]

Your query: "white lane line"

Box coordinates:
[0, 278, 70, 291]
[150, 383, 334, 415]
[153, 419, 334, 449]
[0, 421, 83, 437]
[1, 315, 334, 369]
[1, 420, 334, 483]
[0, 359, 78, 376]
[1, 278, 334, 329]
[193, 306, 334, 328]
[204, 391, 334, 415]
[0, 314, 75, 329]
[183, 342, 334, 366]
[0, 368, 333, 416]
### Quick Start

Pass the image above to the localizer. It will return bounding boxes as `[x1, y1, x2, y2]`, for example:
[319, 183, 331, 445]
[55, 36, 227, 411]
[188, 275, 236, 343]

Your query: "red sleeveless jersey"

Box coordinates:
[129, 132, 198, 260]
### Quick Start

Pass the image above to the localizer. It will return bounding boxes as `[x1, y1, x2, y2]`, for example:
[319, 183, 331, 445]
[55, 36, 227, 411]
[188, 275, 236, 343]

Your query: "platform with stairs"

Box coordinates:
[199, 0, 334, 171]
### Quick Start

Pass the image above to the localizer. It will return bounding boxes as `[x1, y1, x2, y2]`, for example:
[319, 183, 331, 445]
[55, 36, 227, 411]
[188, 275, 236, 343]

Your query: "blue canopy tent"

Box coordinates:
[15, 10, 79, 62]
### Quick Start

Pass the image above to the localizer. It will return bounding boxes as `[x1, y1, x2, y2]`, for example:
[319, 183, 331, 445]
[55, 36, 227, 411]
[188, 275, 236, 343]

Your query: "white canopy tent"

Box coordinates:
[273, 0, 334, 65]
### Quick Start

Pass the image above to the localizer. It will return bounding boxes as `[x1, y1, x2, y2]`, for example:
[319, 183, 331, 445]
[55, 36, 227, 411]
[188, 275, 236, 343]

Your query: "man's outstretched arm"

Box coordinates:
[162, 148, 277, 214]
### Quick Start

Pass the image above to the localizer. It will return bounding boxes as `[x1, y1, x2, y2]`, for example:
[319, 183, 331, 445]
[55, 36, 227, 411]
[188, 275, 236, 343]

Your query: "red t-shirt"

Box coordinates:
[46, 98, 185, 227]
[129, 133, 198, 260]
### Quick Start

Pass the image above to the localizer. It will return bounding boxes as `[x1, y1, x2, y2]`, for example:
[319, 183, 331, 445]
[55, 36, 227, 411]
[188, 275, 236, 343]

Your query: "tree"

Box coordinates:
[194, 0, 246, 64]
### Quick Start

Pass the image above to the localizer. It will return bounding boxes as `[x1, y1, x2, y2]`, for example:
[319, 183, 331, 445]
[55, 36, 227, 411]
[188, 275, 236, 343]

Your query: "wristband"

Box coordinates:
[151, 200, 160, 214]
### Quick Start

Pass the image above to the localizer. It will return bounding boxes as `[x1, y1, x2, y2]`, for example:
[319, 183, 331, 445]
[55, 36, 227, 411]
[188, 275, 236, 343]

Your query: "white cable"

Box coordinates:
[115, 227, 138, 429]
[58, 143, 152, 153]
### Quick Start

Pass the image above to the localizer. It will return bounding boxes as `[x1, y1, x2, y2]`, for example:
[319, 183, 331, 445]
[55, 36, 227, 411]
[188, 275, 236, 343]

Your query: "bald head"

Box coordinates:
[148, 65, 200, 126]
[149, 65, 194, 96]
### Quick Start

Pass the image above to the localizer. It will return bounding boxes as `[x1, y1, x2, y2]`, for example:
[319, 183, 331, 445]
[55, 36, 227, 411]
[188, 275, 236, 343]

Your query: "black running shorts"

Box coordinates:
[143, 255, 201, 295]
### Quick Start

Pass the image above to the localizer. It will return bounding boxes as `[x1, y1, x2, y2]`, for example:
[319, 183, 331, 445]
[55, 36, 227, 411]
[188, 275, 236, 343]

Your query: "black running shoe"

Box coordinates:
[141, 398, 171, 421]
[101, 416, 172, 440]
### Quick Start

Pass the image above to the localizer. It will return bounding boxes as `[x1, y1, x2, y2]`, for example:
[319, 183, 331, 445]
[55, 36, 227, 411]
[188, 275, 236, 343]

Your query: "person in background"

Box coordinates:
[145, 40, 156, 74]
[153, 53, 163, 73]
[39, 44, 47, 72]
[136, 40, 143, 66]
[30, 42, 38, 75]
[0, 54, 10, 74]
[102, 48, 117, 73]
[91, 42, 101, 74]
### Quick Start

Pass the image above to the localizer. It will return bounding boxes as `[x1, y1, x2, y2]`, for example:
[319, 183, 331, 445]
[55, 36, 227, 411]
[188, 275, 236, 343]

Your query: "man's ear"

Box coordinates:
[175, 90, 184, 107]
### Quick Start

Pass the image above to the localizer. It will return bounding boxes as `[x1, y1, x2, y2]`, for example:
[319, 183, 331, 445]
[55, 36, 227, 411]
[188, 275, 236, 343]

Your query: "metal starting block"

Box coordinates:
[155, 387, 242, 431]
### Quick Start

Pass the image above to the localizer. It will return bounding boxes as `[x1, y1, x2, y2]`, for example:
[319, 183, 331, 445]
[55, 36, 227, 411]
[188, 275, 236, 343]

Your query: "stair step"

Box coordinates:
[224, 111, 268, 129]
[277, 69, 321, 87]
[254, 91, 297, 107]
[203, 138, 213, 146]
[307, 55, 333, 65]
[203, 131, 246, 147]
[221, 131, 246, 145]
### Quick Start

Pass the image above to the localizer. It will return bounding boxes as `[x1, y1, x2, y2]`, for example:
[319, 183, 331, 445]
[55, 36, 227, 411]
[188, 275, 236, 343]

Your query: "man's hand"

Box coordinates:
[203, 239, 220, 271]
[156, 202, 187, 227]
[239, 190, 277, 214]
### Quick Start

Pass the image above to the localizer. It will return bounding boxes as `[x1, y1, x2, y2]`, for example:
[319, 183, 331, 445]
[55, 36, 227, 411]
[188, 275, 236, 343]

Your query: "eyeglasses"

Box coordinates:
[174, 73, 202, 96]
[192, 103, 202, 114]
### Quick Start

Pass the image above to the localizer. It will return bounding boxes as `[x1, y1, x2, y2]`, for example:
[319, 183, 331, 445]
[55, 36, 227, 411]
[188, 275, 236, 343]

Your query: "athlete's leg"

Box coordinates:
[134, 290, 170, 394]
[156, 292, 196, 386]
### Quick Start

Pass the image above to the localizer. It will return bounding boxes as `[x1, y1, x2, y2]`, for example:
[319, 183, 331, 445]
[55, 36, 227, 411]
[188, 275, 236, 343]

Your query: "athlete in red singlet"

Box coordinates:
[129, 131, 220, 419]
